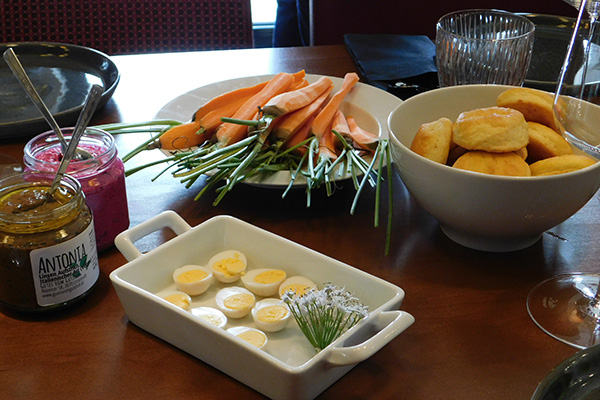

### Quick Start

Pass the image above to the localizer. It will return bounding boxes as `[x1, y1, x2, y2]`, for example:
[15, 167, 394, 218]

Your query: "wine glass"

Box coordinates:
[526, 0, 600, 349]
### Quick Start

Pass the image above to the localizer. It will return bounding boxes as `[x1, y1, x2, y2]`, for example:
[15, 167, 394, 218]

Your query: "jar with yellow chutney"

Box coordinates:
[0, 172, 99, 313]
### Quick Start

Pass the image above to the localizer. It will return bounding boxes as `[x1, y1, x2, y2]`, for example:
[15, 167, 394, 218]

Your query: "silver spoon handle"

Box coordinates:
[48, 120, 88, 195]
[72, 84, 104, 142]
[48, 84, 104, 194]
[2, 48, 68, 154]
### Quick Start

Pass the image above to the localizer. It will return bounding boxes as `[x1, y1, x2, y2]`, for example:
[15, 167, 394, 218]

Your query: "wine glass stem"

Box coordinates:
[585, 288, 600, 320]
[579, 8, 598, 98]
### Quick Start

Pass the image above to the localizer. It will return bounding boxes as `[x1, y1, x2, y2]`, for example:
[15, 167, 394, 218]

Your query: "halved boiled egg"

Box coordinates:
[215, 286, 255, 318]
[190, 306, 227, 329]
[172, 264, 213, 295]
[251, 298, 291, 332]
[159, 290, 192, 310]
[241, 268, 287, 297]
[227, 326, 268, 349]
[278, 276, 317, 298]
[209, 250, 247, 283]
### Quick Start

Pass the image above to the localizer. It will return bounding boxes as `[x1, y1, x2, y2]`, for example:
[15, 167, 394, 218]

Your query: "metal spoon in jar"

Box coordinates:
[12, 117, 89, 213]
[2, 48, 94, 160]
[47, 84, 105, 196]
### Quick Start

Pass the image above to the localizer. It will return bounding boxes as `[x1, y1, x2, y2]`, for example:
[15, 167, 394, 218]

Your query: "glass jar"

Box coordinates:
[0, 172, 99, 313]
[24, 127, 130, 251]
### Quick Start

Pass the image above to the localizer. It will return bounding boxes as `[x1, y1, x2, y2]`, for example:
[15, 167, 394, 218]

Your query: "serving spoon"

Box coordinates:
[47, 84, 105, 196]
[2, 48, 93, 160]
[15, 84, 105, 213]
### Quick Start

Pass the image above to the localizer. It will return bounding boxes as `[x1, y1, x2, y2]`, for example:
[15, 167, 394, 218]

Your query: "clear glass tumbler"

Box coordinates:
[435, 9, 535, 87]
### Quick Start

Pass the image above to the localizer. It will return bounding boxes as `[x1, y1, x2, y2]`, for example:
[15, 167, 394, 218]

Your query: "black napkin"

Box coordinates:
[344, 34, 439, 99]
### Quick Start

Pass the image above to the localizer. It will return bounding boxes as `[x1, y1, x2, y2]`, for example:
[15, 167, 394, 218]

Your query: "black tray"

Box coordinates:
[0, 42, 120, 138]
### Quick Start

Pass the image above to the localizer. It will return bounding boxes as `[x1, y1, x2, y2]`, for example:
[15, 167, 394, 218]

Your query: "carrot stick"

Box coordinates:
[289, 79, 309, 91]
[286, 115, 315, 156]
[311, 72, 360, 142]
[272, 84, 333, 143]
[346, 116, 379, 151]
[193, 81, 268, 122]
[216, 72, 296, 147]
[158, 120, 206, 150]
[192, 70, 305, 122]
[198, 95, 251, 136]
[318, 120, 338, 160]
[262, 76, 333, 117]
[331, 109, 350, 149]
[291, 69, 306, 83]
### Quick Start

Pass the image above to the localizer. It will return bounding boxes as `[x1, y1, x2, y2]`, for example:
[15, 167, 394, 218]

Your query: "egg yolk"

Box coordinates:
[254, 269, 286, 284]
[237, 330, 266, 348]
[163, 294, 191, 310]
[256, 305, 288, 322]
[198, 313, 224, 327]
[213, 254, 246, 277]
[281, 283, 311, 297]
[223, 293, 254, 310]
[176, 269, 209, 284]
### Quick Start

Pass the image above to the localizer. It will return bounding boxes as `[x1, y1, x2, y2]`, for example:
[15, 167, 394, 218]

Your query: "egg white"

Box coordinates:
[190, 306, 228, 329]
[278, 276, 317, 298]
[172, 264, 213, 295]
[227, 326, 268, 349]
[241, 268, 287, 297]
[251, 298, 291, 332]
[215, 286, 256, 318]
[158, 290, 193, 310]
[209, 250, 247, 283]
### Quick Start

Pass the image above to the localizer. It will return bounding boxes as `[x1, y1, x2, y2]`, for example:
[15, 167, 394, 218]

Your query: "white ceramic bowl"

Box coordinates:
[387, 84, 600, 252]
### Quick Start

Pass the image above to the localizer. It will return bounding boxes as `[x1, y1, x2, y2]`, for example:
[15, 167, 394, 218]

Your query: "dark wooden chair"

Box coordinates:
[309, 0, 579, 45]
[0, 0, 254, 55]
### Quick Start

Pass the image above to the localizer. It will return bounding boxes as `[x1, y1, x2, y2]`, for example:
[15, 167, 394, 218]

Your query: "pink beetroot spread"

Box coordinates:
[35, 144, 129, 251]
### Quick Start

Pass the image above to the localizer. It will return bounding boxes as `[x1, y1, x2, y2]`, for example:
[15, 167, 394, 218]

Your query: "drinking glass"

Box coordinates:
[527, 0, 600, 349]
[435, 9, 535, 87]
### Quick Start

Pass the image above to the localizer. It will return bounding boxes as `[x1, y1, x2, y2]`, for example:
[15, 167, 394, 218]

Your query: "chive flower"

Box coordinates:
[282, 283, 369, 352]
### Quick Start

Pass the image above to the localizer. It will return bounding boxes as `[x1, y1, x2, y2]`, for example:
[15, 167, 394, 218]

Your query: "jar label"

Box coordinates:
[30, 220, 99, 306]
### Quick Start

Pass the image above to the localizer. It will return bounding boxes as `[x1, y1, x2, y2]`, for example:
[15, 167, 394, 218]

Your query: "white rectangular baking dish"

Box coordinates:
[110, 211, 414, 400]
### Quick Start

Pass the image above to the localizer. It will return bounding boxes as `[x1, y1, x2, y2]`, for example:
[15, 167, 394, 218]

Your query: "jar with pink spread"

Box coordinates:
[24, 127, 130, 251]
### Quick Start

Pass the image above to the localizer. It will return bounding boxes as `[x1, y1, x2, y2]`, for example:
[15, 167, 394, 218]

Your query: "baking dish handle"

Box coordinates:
[114, 210, 192, 261]
[325, 310, 415, 367]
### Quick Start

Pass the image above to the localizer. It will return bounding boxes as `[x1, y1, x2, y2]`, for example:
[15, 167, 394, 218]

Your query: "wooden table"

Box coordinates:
[1, 45, 598, 399]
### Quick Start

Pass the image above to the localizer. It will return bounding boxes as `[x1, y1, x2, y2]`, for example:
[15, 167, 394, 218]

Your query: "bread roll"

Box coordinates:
[453, 150, 531, 177]
[496, 87, 561, 132]
[515, 146, 528, 160]
[453, 106, 529, 153]
[410, 117, 453, 164]
[526, 121, 573, 163]
[530, 154, 596, 176]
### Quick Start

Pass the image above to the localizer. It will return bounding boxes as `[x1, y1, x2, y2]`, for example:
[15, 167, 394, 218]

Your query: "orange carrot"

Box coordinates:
[193, 81, 268, 122]
[272, 84, 333, 143]
[286, 115, 315, 155]
[159, 120, 205, 150]
[318, 119, 338, 160]
[289, 79, 309, 91]
[216, 72, 296, 147]
[331, 109, 350, 149]
[198, 95, 251, 136]
[311, 72, 360, 142]
[192, 70, 305, 122]
[346, 116, 379, 151]
[262, 76, 333, 117]
[291, 69, 306, 83]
